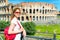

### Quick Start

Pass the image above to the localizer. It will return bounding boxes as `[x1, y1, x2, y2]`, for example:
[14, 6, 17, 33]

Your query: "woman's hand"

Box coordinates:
[20, 28, 23, 33]
[20, 28, 26, 37]
[23, 30, 26, 37]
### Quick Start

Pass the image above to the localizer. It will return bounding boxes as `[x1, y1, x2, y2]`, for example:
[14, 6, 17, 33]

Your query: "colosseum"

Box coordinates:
[0, 0, 59, 23]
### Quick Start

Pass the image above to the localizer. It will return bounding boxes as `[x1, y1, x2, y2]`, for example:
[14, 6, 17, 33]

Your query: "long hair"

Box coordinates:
[11, 8, 21, 21]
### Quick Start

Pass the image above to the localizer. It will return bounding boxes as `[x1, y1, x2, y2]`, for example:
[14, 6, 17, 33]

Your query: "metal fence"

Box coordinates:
[25, 35, 53, 40]
[0, 32, 58, 40]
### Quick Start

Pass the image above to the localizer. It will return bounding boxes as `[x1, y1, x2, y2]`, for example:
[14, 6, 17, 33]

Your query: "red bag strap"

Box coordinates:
[17, 21, 21, 28]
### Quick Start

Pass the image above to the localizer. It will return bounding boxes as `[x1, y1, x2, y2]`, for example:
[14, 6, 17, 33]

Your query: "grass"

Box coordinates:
[35, 24, 60, 40]
[36, 24, 60, 33]
[0, 34, 5, 40]
[57, 16, 60, 18]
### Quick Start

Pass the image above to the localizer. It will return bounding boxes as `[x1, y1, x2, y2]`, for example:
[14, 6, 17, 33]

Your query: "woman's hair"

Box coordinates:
[11, 8, 21, 20]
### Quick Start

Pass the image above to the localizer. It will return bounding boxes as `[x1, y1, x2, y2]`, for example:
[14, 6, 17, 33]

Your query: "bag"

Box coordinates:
[21, 32, 23, 40]
[4, 21, 23, 40]
[4, 26, 16, 40]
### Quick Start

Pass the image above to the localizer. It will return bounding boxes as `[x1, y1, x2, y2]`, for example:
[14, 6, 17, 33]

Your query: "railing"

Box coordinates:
[0, 32, 58, 40]
[25, 32, 57, 40]
[26, 35, 53, 40]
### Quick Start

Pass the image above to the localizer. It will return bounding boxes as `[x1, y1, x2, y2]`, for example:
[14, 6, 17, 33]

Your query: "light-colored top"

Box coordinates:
[11, 17, 21, 40]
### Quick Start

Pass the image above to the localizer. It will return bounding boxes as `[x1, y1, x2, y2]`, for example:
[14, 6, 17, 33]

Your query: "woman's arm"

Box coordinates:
[20, 23, 26, 37]
[8, 23, 23, 34]
[21, 26, 26, 37]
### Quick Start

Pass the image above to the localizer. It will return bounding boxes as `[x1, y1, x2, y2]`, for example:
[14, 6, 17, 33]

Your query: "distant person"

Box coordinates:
[8, 8, 26, 40]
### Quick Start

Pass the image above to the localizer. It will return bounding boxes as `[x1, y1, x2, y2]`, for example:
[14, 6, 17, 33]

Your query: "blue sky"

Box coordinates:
[9, 0, 60, 11]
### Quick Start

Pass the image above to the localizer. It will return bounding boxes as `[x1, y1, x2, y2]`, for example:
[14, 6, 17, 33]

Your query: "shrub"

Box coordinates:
[22, 22, 36, 35]
[0, 20, 10, 31]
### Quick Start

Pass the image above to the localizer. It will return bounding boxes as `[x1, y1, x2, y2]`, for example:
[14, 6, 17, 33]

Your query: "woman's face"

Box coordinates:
[14, 9, 20, 18]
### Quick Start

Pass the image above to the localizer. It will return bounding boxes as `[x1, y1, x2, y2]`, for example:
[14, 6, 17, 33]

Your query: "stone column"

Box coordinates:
[44, 16, 45, 21]
[6, 15, 8, 21]
[28, 8, 29, 14]
[24, 15, 26, 22]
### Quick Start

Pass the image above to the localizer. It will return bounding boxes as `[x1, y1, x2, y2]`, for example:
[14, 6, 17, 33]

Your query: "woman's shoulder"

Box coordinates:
[13, 17, 17, 20]
[11, 17, 17, 23]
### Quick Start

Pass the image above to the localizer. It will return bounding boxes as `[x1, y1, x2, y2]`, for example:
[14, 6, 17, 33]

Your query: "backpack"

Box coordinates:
[4, 21, 23, 40]
[4, 26, 16, 40]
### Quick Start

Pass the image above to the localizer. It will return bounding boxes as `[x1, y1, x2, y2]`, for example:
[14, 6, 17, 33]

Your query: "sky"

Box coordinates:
[8, 0, 60, 11]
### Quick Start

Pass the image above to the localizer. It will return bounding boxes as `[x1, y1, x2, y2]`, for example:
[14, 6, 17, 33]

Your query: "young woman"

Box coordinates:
[8, 8, 26, 40]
